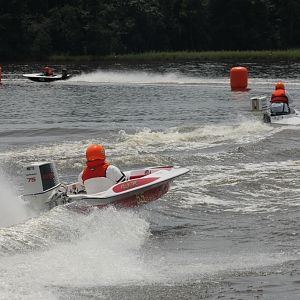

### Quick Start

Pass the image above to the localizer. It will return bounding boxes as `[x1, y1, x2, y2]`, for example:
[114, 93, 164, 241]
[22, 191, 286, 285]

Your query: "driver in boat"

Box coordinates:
[43, 66, 53, 76]
[78, 144, 127, 194]
[61, 68, 68, 79]
[270, 82, 292, 116]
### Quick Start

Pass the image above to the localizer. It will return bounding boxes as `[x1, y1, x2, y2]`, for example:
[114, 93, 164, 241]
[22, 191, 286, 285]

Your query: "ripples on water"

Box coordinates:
[0, 62, 299, 299]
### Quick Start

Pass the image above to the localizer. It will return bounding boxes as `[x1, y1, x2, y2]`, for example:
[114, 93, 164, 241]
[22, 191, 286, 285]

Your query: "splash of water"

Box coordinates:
[0, 206, 157, 299]
[0, 170, 28, 227]
[68, 69, 226, 85]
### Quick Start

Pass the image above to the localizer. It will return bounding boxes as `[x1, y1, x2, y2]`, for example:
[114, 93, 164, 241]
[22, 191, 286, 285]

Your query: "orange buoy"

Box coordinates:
[230, 67, 248, 91]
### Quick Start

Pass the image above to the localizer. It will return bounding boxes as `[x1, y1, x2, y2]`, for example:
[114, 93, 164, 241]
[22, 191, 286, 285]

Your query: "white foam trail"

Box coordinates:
[0, 170, 28, 227]
[65, 69, 300, 92]
[116, 121, 276, 150]
[179, 160, 300, 213]
[69, 69, 228, 85]
[3, 121, 282, 173]
[157, 251, 297, 281]
[182, 192, 236, 208]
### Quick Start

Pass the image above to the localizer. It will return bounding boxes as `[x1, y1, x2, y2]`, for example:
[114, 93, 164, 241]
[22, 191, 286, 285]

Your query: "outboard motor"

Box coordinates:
[22, 162, 62, 211]
[61, 69, 68, 79]
[251, 96, 268, 111]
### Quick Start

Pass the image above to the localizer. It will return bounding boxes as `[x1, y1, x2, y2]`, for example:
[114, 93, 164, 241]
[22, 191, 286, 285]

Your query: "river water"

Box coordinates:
[0, 61, 299, 299]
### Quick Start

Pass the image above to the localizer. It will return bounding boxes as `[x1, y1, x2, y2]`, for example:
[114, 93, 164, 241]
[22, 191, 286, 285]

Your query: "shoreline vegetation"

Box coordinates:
[49, 50, 300, 63]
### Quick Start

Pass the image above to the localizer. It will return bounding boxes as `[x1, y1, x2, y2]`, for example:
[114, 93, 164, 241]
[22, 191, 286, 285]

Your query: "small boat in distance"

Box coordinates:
[251, 96, 300, 125]
[263, 107, 300, 125]
[23, 69, 71, 82]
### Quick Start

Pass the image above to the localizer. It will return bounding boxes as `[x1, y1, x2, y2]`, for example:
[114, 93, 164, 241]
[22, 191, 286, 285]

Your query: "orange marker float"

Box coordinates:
[230, 66, 249, 91]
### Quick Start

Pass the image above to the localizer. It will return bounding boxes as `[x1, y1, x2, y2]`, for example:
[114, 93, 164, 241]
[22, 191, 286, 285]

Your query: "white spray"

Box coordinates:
[68, 69, 227, 85]
[0, 169, 28, 227]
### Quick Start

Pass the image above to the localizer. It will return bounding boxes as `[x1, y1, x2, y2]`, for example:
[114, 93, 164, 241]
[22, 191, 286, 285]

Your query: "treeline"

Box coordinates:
[1, 0, 300, 60]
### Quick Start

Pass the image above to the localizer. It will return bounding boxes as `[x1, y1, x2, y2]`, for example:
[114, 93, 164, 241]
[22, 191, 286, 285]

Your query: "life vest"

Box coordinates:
[271, 89, 288, 102]
[82, 160, 110, 183]
[44, 67, 53, 76]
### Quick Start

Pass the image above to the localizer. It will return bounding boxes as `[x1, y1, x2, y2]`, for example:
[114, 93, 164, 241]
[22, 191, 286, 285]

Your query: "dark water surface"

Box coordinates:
[0, 61, 299, 299]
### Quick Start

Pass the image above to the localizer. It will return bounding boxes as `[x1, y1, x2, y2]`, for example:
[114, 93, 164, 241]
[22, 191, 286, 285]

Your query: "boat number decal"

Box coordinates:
[113, 177, 158, 193]
[122, 180, 138, 190]
[27, 177, 36, 182]
[136, 193, 146, 203]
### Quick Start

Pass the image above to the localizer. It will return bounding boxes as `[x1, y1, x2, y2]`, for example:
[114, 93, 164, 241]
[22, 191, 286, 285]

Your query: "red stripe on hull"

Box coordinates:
[96, 182, 170, 209]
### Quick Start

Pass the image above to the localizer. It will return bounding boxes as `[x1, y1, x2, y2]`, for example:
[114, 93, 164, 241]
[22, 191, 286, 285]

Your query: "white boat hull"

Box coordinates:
[22, 164, 189, 211]
[264, 109, 300, 125]
[23, 73, 71, 82]
[67, 167, 188, 209]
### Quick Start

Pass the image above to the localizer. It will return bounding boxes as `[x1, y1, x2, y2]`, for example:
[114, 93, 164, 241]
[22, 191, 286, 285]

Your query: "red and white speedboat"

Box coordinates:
[22, 162, 189, 211]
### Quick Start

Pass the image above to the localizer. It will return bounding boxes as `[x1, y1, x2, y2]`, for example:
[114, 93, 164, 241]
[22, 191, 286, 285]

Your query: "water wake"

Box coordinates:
[68, 69, 228, 86]
[0, 169, 28, 227]
[116, 121, 276, 150]
[0, 193, 296, 299]
[0, 206, 157, 299]
[179, 159, 300, 213]
[3, 121, 281, 172]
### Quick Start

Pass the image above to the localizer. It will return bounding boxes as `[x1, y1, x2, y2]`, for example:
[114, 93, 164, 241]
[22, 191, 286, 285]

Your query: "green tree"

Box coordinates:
[208, 0, 274, 50]
[49, 5, 84, 55]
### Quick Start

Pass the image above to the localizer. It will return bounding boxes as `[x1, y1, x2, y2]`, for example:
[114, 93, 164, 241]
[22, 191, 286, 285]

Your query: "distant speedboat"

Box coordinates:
[23, 72, 71, 82]
[251, 96, 300, 125]
[263, 108, 300, 125]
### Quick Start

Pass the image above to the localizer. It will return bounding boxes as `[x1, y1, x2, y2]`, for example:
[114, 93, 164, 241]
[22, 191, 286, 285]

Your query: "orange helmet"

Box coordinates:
[275, 82, 285, 90]
[86, 144, 105, 162]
